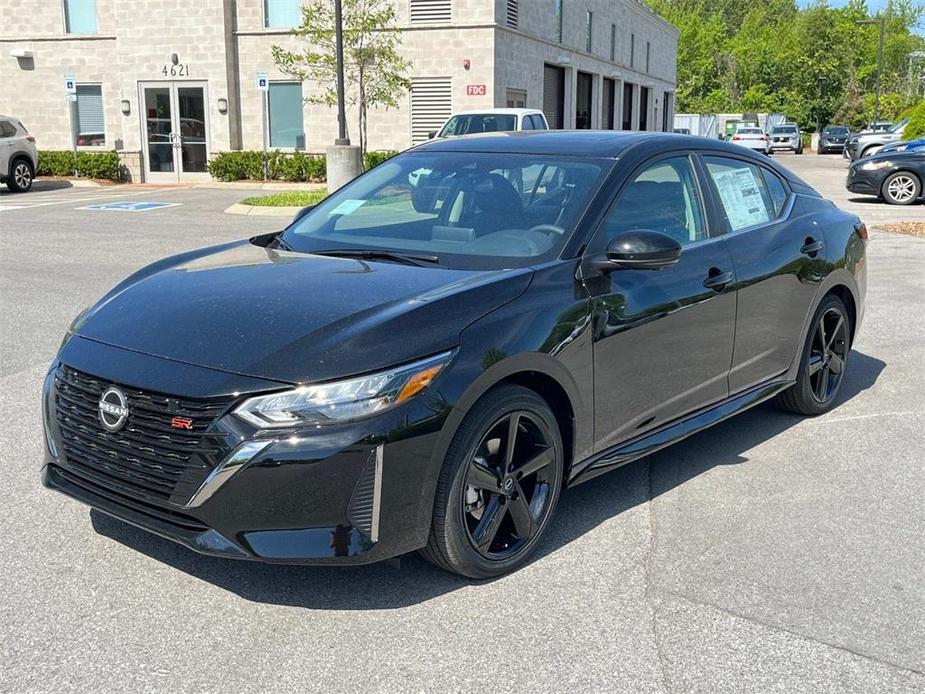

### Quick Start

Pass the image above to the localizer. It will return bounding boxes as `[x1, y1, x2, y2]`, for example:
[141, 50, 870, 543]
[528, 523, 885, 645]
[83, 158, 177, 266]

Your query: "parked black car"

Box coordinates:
[42, 132, 868, 578]
[847, 149, 925, 205]
[817, 125, 851, 154]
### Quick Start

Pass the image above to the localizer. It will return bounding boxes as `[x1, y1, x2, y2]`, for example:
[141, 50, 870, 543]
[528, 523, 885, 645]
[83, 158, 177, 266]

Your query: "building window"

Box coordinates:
[74, 84, 105, 146]
[646, 41, 651, 73]
[269, 82, 305, 148]
[64, 0, 97, 34]
[630, 33, 635, 68]
[585, 11, 593, 53]
[265, 0, 301, 29]
[555, 0, 563, 43]
[506, 0, 518, 28]
[506, 88, 527, 108]
[610, 24, 616, 62]
[409, 0, 451, 23]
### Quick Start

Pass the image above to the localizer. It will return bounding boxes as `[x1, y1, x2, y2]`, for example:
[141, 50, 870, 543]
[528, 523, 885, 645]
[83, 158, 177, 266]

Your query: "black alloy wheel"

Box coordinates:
[807, 307, 849, 403]
[463, 410, 557, 560]
[422, 385, 564, 578]
[776, 295, 851, 415]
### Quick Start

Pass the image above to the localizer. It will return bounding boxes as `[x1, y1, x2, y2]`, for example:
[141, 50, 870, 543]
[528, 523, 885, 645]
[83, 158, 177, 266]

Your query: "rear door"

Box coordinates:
[0, 119, 14, 174]
[585, 154, 737, 450]
[700, 154, 824, 392]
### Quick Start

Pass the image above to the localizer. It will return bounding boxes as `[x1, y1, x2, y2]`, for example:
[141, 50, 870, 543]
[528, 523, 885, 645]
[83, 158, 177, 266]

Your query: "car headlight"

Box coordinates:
[234, 351, 454, 429]
[860, 160, 892, 171]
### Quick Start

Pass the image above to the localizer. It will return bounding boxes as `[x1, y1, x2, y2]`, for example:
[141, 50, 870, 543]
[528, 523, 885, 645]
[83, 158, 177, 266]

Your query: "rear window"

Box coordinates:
[738, 128, 762, 135]
[439, 114, 518, 137]
[772, 126, 797, 134]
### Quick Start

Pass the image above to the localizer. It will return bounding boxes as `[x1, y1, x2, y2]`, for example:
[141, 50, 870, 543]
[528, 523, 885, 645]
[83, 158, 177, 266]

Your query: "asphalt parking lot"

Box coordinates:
[1, 160, 923, 693]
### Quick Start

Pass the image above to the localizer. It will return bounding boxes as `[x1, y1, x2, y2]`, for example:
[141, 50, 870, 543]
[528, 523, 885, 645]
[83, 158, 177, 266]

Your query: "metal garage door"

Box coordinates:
[543, 64, 565, 129]
[410, 77, 452, 143]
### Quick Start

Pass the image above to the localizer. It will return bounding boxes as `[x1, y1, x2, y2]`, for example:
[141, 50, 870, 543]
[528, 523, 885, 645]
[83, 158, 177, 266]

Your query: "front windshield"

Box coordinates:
[824, 127, 849, 135]
[889, 118, 910, 133]
[439, 114, 518, 137]
[281, 151, 609, 270]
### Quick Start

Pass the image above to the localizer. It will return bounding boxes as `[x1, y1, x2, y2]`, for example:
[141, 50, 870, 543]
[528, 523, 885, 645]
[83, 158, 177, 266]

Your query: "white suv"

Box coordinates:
[430, 109, 549, 139]
[0, 116, 38, 192]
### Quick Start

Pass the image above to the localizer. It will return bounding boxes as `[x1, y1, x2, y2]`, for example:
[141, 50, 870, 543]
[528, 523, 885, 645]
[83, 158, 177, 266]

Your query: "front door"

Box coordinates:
[140, 81, 210, 183]
[584, 154, 737, 451]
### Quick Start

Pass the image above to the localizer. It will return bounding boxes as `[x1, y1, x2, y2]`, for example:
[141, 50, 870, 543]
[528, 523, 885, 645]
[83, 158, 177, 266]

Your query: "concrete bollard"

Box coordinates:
[326, 144, 363, 193]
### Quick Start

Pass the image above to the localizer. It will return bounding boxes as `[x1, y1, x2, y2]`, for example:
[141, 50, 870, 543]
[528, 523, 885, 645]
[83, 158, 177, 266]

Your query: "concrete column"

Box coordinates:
[631, 83, 641, 130]
[564, 66, 576, 129]
[326, 145, 363, 192]
[614, 79, 624, 130]
[591, 73, 603, 129]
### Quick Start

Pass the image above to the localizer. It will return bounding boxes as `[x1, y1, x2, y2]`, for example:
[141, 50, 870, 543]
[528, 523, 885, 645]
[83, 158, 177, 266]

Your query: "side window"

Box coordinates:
[531, 115, 548, 130]
[761, 168, 789, 217]
[703, 156, 775, 232]
[602, 156, 707, 246]
[0, 121, 16, 138]
[521, 116, 534, 131]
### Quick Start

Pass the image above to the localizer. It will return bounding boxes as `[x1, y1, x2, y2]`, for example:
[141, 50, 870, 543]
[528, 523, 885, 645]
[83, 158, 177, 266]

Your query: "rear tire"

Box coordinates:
[775, 295, 851, 416]
[8, 158, 33, 192]
[421, 385, 564, 578]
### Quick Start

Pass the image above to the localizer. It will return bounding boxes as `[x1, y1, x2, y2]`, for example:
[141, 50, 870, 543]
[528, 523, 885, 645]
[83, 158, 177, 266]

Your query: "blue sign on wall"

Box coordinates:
[80, 201, 181, 212]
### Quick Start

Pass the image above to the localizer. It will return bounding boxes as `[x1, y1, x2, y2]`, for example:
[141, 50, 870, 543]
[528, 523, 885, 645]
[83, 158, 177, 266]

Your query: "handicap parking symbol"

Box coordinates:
[79, 201, 182, 212]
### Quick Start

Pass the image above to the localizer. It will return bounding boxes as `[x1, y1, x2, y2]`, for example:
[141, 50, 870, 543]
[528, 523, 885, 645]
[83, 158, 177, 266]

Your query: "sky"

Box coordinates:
[797, 0, 925, 34]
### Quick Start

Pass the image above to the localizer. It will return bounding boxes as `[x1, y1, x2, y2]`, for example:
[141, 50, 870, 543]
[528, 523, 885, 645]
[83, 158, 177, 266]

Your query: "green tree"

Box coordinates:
[272, 0, 411, 154]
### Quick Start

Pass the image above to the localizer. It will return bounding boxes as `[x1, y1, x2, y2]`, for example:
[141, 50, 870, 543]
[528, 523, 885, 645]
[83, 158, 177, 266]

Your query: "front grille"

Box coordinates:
[53, 365, 234, 506]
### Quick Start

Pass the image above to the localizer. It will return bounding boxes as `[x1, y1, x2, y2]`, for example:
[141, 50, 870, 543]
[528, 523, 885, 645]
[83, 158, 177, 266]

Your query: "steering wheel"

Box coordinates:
[528, 224, 566, 237]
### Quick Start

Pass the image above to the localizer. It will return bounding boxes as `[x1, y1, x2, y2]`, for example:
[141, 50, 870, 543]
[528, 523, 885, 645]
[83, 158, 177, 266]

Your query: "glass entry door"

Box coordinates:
[140, 81, 210, 182]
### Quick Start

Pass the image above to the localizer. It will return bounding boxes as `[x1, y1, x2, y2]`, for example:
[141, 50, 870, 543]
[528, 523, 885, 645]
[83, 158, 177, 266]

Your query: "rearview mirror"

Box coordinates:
[592, 229, 682, 272]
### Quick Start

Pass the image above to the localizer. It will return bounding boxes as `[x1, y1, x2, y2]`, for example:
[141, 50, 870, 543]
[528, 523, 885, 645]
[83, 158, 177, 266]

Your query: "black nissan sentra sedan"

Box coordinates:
[847, 149, 925, 205]
[42, 132, 867, 578]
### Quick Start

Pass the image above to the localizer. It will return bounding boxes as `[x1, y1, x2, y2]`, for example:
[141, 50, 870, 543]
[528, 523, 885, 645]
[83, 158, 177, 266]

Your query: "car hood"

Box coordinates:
[74, 240, 534, 384]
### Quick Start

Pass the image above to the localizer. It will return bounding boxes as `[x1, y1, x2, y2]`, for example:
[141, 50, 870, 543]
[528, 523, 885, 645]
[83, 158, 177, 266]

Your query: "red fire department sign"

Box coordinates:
[466, 84, 487, 96]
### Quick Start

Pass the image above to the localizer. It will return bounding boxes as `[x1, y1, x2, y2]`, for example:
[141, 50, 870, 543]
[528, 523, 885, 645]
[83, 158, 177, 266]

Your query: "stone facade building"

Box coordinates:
[0, 0, 678, 182]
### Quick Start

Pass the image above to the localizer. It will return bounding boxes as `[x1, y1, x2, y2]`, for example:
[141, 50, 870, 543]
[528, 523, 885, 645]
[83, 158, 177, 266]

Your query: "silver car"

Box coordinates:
[0, 115, 37, 192]
[731, 127, 771, 155]
[770, 124, 803, 154]
[845, 118, 909, 160]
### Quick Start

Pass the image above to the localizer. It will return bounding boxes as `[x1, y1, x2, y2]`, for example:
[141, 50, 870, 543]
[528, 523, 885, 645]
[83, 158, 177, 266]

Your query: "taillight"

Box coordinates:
[26, 135, 35, 143]
[732, 136, 741, 141]
[760, 135, 768, 141]
[855, 221, 869, 240]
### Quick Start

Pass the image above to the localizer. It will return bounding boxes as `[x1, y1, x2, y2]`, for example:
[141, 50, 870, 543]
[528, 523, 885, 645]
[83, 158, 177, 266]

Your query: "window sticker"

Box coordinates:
[329, 199, 366, 216]
[711, 167, 770, 230]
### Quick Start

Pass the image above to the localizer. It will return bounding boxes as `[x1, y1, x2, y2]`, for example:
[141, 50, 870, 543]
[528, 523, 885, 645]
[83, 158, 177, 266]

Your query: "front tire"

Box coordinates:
[881, 171, 921, 206]
[422, 385, 564, 578]
[8, 158, 34, 192]
[775, 295, 851, 416]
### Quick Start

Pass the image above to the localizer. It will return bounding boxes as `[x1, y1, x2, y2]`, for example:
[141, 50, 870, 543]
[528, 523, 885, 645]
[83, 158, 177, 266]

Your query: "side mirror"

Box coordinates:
[292, 204, 315, 223]
[592, 229, 682, 272]
[427, 130, 437, 139]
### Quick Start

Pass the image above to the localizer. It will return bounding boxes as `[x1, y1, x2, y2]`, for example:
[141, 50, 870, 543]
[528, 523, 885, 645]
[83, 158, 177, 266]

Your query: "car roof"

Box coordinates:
[449, 109, 543, 117]
[411, 130, 785, 159]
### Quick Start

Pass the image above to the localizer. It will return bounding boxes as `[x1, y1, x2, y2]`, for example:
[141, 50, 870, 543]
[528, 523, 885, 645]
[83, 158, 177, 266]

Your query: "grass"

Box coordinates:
[240, 189, 328, 207]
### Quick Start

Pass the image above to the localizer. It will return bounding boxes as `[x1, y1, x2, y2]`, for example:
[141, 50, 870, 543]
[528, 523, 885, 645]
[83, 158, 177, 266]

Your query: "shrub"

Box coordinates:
[75, 151, 120, 180]
[208, 150, 326, 182]
[902, 102, 925, 141]
[36, 150, 121, 180]
[364, 149, 398, 170]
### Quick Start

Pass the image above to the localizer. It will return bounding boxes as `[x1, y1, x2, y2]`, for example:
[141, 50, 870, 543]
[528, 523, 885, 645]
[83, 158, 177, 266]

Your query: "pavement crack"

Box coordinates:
[644, 457, 672, 694]
[662, 589, 925, 679]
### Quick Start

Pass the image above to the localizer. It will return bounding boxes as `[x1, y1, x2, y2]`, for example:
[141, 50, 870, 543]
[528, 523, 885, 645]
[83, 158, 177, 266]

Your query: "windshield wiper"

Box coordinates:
[310, 248, 441, 267]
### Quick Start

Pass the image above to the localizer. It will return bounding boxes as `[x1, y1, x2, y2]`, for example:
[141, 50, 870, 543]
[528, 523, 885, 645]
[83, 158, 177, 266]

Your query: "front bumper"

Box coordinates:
[846, 167, 883, 196]
[818, 140, 846, 152]
[41, 339, 450, 565]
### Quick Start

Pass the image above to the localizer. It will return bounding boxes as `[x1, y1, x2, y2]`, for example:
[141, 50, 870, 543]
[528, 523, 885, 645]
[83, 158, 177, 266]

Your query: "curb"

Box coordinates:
[224, 203, 303, 217]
